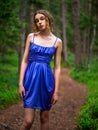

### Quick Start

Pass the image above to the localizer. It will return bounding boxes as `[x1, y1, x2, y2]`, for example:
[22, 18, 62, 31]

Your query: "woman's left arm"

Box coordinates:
[52, 38, 62, 105]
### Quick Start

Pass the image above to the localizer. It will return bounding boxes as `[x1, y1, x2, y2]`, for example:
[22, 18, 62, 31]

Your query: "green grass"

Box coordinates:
[69, 58, 98, 130]
[0, 52, 20, 108]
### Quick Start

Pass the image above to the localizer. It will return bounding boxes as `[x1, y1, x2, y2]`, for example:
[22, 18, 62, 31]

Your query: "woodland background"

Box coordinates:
[0, 0, 98, 129]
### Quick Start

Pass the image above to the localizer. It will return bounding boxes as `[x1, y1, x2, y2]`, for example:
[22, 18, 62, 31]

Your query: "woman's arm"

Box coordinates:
[19, 34, 32, 98]
[52, 38, 62, 105]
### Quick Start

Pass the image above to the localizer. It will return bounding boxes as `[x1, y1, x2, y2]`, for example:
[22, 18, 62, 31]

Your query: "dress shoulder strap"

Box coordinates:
[53, 37, 58, 47]
[32, 33, 35, 43]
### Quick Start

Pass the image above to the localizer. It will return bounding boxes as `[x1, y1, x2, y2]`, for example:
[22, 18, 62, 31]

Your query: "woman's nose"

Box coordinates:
[39, 20, 42, 24]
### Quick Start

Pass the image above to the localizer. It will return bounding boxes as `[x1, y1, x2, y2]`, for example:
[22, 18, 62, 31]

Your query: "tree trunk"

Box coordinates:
[26, 1, 34, 34]
[61, 0, 67, 62]
[87, 0, 97, 71]
[72, 0, 82, 66]
[95, 0, 98, 54]
[18, 0, 27, 73]
[81, 0, 90, 66]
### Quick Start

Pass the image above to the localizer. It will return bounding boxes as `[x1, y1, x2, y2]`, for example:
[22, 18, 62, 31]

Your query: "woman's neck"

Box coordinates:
[39, 29, 52, 37]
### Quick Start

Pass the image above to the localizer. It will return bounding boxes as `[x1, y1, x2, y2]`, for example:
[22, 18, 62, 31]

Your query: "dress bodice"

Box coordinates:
[28, 42, 56, 64]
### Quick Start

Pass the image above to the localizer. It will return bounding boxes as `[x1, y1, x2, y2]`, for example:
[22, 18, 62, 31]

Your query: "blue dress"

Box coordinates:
[23, 34, 57, 110]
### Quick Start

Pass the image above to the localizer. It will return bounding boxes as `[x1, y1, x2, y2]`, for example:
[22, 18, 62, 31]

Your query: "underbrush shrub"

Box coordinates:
[0, 53, 20, 108]
[70, 62, 98, 130]
[77, 98, 98, 130]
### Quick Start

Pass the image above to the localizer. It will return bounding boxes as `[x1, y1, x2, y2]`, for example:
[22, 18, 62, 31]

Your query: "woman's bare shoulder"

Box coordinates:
[52, 34, 62, 42]
[27, 32, 40, 43]
[57, 38, 62, 49]
[54, 36, 62, 47]
[27, 33, 34, 38]
[57, 37, 62, 43]
[28, 32, 39, 37]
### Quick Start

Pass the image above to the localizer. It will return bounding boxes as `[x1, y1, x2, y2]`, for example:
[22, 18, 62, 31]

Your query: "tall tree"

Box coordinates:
[80, 0, 89, 65]
[61, 0, 67, 61]
[95, 0, 98, 53]
[73, 0, 82, 66]
[87, 0, 97, 71]
[18, 0, 27, 72]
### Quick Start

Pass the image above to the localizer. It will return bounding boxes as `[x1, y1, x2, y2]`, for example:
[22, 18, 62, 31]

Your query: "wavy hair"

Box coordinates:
[32, 10, 54, 32]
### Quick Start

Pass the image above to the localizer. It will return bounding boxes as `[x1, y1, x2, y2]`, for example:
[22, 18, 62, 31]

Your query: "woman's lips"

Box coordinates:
[39, 25, 43, 28]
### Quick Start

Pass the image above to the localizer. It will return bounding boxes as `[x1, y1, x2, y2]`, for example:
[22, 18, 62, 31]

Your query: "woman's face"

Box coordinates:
[35, 13, 49, 31]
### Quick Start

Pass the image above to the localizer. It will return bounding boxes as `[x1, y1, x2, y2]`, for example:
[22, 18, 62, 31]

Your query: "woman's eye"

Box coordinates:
[35, 19, 39, 23]
[40, 17, 45, 20]
[35, 16, 45, 23]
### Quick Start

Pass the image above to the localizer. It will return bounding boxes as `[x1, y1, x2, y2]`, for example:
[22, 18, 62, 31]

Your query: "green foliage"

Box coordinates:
[60, 53, 75, 68]
[49, 0, 62, 35]
[77, 98, 98, 130]
[80, 0, 98, 56]
[67, 53, 75, 67]
[0, 0, 21, 55]
[70, 58, 98, 130]
[66, 24, 74, 51]
[33, 0, 49, 10]
[0, 87, 20, 108]
[0, 53, 20, 108]
[65, 0, 74, 51]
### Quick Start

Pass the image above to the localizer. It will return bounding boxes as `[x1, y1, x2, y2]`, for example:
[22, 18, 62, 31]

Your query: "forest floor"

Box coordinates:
[0, 68, 88, 130]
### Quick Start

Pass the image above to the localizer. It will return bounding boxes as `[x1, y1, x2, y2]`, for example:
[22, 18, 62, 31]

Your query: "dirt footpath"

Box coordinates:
[0, 68, 87, 130]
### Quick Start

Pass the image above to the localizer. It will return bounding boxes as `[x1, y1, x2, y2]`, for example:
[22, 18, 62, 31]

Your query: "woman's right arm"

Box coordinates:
[19, 34, 32, 98]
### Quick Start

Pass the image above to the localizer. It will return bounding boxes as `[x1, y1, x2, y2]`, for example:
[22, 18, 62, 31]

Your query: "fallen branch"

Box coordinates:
[0, 122, 15, 130]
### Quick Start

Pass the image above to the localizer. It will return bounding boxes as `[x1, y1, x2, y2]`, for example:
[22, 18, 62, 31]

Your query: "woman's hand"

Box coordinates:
[51, 92, 58, 105]
[19, 85, 26, 98]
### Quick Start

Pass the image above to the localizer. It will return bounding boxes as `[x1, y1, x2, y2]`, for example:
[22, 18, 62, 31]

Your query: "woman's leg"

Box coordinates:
[20, 108, 35, 130]
[40, 110, 49, 130]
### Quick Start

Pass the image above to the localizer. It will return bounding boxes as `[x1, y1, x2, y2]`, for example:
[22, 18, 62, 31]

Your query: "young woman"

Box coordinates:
[19, 9, 62, 130]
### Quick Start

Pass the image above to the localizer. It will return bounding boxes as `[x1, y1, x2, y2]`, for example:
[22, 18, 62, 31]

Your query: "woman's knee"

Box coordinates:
[23, 118, 33, 128]
[23, 108, 35, 128]
[40, 111, 49, 123]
